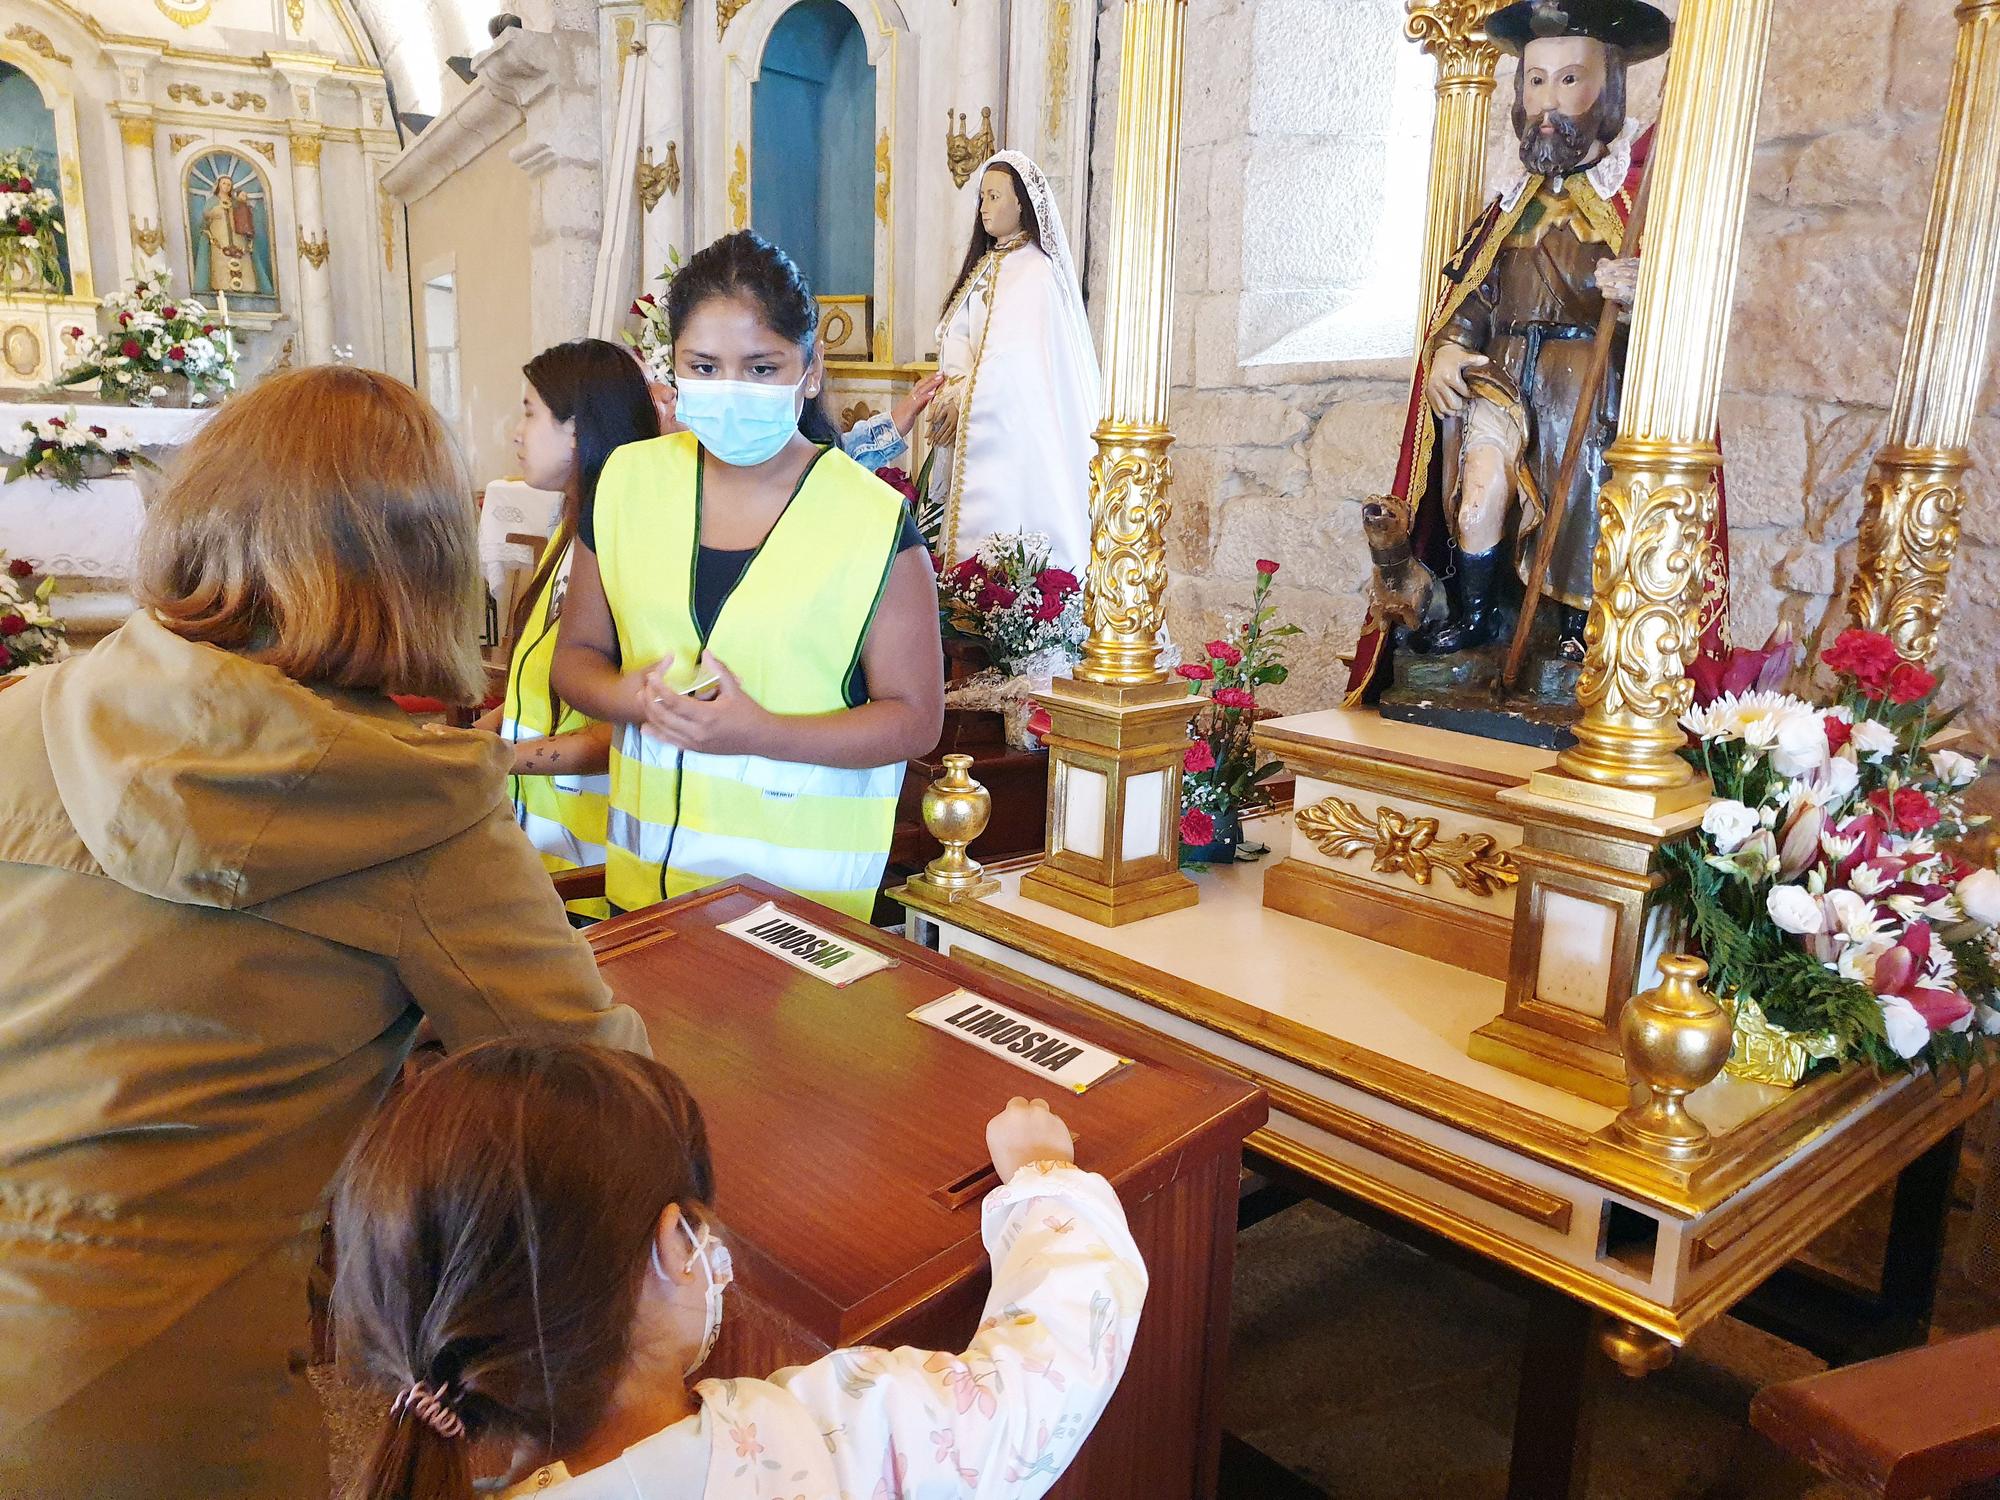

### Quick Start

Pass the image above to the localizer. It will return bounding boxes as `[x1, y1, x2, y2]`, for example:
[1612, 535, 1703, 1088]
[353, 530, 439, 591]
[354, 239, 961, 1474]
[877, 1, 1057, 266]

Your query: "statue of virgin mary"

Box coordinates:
[926, 151, 1100, 576]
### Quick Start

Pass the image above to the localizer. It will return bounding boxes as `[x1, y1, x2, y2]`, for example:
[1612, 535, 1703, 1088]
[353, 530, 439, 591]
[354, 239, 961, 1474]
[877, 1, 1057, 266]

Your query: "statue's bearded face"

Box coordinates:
[1516, 36, 1618, 178]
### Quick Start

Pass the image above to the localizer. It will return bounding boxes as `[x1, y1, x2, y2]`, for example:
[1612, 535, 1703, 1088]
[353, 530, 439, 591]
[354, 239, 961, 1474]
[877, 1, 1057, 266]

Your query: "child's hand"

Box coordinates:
[986, 1096, 1075, 1183]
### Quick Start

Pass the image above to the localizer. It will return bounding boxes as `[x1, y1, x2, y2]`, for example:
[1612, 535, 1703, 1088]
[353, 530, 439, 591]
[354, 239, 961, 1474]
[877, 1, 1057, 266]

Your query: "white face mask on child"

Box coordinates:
[652, 1214, 734, 1377]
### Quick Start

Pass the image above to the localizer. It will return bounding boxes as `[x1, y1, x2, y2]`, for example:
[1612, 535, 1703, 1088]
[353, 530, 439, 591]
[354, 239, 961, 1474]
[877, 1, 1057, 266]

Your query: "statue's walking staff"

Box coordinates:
[1500, 154, 1656, 693]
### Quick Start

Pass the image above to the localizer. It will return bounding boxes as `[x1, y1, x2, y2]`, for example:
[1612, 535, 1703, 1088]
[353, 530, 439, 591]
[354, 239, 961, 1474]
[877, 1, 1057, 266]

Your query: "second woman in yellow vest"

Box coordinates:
[551, 232, 944, 920]
[477, 338, 660, 918]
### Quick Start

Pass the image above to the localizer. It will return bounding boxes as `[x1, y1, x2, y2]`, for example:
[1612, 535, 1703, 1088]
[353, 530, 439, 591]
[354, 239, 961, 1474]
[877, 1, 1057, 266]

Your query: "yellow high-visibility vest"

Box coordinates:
[593, 431, 907, 919]
[501, 532, 610, 919]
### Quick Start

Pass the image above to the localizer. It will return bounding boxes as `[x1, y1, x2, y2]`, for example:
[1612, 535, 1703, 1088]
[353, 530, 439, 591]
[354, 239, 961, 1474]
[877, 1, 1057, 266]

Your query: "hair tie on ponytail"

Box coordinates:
[391, 1381, 467, 1441]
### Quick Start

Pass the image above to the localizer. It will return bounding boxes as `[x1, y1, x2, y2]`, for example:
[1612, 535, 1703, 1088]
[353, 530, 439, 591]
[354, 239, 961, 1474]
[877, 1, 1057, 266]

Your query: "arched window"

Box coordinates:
[751, 0, 874, 298]
[0, 60, 70, 293]
[1236, 0, 1435, 365]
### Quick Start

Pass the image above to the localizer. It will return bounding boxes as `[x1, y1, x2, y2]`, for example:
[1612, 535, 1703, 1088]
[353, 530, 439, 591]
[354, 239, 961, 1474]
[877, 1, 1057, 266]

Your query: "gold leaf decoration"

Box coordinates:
[298, 229, 330, 269]
[1295, 795, 1519, 898]
[6, 25, 72, 66]
[875, 128, 890, 225]
[716, 0, 749, 42]
[945, 107, 995, 190]
[727, 144, 748, 230]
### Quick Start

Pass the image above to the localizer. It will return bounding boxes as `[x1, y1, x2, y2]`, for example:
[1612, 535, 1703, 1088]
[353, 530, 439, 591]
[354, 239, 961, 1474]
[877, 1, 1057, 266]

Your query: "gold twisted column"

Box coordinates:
[1848, 0, 2000, 661]
[1020, 0, 1199, 927]
[1406, 2, 1505, 329]
[1553, 0, 1777, 810]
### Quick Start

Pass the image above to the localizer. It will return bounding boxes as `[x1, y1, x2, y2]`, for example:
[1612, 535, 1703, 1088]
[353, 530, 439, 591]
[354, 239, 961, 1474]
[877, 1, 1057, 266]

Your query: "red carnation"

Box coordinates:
[1868, 786, 1941, 835]
[0, 613, 24, 637]
[118, 312, 131, 326]
[1885, 661, 1937, 705]
[1824, 714, 1853, 754]
[162, 306, 177, 319]
[1206, 639, 1242, 667]
[45, 417, 63, 429]
[167, 344, 186, 362]
[14, 177, 29, 192]
[1255, 559, 1280, 575]
[67, 327, 82, 338]
[120, 338, 141, 359]
[1823, 628, 1903, 694]
[1214, 687, 1256, 710]
[202, 324, 217, 335]
[6, 558, 33, 579]
[1179, 807, 1215, 847]
[88, 425, 106, 439]
[1184, 740, 1216, 775]
[1176, 662, 1215, 682]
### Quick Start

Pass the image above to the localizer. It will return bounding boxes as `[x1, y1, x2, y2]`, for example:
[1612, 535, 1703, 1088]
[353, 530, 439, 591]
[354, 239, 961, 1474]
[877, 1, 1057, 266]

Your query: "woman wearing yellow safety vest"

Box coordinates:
[476, 339, 660, 919]
[551, 232, 945, 920]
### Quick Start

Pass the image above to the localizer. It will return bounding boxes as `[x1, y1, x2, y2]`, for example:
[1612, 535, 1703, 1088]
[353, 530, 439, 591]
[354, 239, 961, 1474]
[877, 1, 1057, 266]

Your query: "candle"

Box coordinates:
[216, 291, 236, 388]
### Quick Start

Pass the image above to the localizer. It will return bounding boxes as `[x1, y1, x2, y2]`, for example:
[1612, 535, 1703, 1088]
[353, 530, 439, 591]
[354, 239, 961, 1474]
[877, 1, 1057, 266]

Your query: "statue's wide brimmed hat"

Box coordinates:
[1488, 0, 1672, 62]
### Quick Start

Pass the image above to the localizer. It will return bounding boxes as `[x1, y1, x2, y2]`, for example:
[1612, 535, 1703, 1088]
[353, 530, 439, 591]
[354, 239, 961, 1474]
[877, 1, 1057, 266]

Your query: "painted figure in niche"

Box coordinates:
[1347, 0, 1730, 742]
[927, 151, 1099, 577]
[186, 151, 275, 304]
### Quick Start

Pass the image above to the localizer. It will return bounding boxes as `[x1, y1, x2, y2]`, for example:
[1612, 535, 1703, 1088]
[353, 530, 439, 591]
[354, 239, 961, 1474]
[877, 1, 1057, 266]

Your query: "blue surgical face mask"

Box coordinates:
[675, 373, 805, 468]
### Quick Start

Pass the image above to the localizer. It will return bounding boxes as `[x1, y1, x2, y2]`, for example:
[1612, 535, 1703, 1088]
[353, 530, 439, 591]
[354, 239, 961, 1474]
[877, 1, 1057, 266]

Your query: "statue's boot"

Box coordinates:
[1558, 605, 1590, 662]
[1414, 549, 1503, 655]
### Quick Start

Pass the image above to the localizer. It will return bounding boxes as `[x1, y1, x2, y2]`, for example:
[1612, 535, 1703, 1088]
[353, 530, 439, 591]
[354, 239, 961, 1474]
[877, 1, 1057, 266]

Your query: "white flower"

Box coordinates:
[1849, 862, 1892, 898]
[1702, 799, 1760, 853]
[1825, 887, 1890, 947]
[1851, 719, 1898, 759]
[1821, 755, 1861, 805]
[1957, 866, 2000, 927]
[1878, 995, 1932, 1059]
[1773, 711, 1831, 778]
[1930, 748, 1981, 788]
[1767, 884, 1824, 935]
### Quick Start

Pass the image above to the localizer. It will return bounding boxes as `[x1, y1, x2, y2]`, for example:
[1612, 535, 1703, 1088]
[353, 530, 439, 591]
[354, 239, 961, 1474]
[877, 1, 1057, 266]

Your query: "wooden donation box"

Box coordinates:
[588, 878, 1266, 1500]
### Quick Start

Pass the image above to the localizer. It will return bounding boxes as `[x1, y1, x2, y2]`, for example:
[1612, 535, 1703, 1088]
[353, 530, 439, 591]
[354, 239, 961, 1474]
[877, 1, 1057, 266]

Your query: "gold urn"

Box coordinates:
[907, 754, 1000, 902]
[1613, 955, 1735, 1161]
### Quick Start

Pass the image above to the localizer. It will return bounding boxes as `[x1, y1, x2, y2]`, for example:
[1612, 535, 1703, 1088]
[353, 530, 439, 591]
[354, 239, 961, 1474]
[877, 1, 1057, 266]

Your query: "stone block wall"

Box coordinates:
[1084, 0, 2000, 741]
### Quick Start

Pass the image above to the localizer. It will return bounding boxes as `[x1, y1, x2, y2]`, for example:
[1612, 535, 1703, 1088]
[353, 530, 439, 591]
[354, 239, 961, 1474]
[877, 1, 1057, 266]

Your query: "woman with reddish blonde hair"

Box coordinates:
[0, 365, 648, 1498]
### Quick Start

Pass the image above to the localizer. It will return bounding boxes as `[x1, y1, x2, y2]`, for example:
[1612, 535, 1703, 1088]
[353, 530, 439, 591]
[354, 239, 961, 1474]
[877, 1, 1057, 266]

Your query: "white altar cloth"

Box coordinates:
[478, 478, 563, 598]
[0, 401, 213, 450]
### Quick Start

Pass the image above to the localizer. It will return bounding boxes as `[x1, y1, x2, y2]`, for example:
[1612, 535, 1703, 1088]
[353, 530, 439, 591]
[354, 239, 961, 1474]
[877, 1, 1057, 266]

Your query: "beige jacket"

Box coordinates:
[0, 612, 648, 1453]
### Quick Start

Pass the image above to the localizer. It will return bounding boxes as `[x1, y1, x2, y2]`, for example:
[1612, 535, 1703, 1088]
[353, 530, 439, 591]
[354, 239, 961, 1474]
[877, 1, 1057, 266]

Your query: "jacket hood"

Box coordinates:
[31, 612, 507, 908]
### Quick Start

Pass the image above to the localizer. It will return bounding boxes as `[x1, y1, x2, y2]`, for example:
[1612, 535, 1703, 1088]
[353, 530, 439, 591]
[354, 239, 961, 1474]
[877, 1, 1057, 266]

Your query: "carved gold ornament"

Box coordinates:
[6, 25, 72, 65]
[875, 129, 891, 226]
[119, 117, 156, 149]
[644, 0, 686, 20]
[290, 134, 323, 166]
[727, 144, 748, 230]
[229, 91, 267, 113]
[635, 145, 675, 213]
[288, 0, 305, 33]
[167, 84, 211, 106]
[169, 133, 204, 156]
[131, 217, 166, 256]
[1079, 432, 1175, 683]
[716, 0, 749, 41]
[246, 139, 278, 161]
[1045, 0, 1073, 144]
[1295, 795, 1519, 898]
[945, 107, 995, 190]
[154, 0, 213, 30]
[298, 228, 330, 269]
[1849, 446, 1967, 662]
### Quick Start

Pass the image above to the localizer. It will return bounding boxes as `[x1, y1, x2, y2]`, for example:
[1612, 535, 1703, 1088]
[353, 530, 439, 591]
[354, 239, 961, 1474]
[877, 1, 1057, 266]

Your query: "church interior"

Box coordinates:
[2, 1, 1999, 1497]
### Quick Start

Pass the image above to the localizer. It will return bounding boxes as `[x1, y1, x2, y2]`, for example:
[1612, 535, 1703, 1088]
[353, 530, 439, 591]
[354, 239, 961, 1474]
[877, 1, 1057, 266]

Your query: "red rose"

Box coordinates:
[1184, 740, 1216, 775]
[1035, 567, 1079, 601]
[629, 299, 645, 316]
[0, 613, 24, 636]
[946, 557, 986, 589]
[1823, 629, 1904, 694]
[118, 312, 132, 326]
[1032, 593, 1064, 624]
[1214, 687, 1256, 710]
[1885, 661, 1937, 705]
[1868, 786, 1941, 834]
[1824, 714, 1853, 754]
[6, 559, 32, 579]
[1176, 662, 1214, 682]
[162, 306, 177, 319]
[120, 338, 141, 359]
[1179, 808, 1215, 847]
[975, 581, 1017, 611]
[1255, 559, 1279, 575]
[67, 327, 82, 338]
[1206, 639, 1243, 667]
[46, 417, 63, 429]
[638, 293, 656, 307]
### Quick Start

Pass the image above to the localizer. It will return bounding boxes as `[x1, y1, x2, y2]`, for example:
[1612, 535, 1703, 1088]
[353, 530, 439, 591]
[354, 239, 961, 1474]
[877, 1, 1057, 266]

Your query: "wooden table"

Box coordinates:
[897, 814, 1999, 1500]
[588, 877, 1266, 1500]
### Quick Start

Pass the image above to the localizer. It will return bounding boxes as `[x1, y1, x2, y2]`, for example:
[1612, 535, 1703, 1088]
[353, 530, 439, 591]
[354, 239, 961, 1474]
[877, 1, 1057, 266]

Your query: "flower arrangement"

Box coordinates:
[938, 533, 1085, 679]
[0, 556, 67, 677]
[1, 409, 153, 490]
[1661, 626, 2000, 1078]
[622, 252, 684, 381]
[1177, 559, 1298, 859]
[0, 150, 65, 292]
[55, 256, 237, 406]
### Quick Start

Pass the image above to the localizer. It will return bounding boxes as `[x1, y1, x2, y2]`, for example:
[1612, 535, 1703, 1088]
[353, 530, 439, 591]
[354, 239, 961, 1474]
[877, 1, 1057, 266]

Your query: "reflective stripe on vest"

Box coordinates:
[503, 534, 611, 916]
[594, 433, 907, 920]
